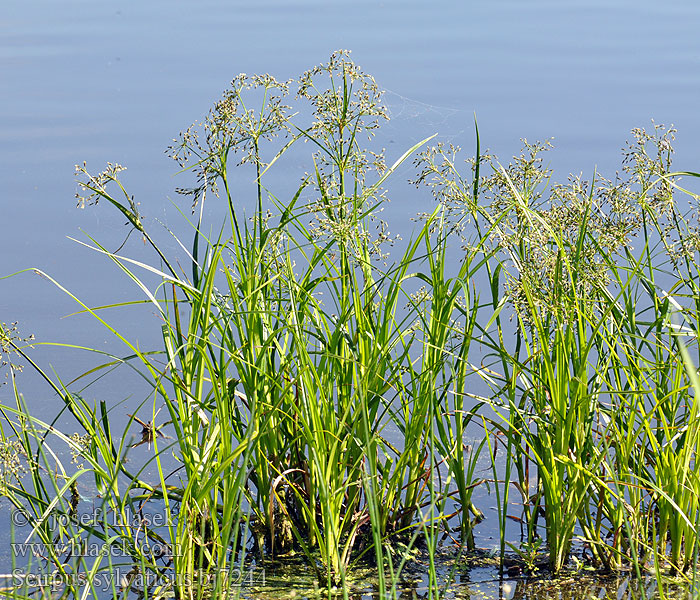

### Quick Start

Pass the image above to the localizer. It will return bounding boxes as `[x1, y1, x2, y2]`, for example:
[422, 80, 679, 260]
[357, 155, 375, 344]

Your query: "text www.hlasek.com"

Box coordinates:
[12, 541, 170, 560]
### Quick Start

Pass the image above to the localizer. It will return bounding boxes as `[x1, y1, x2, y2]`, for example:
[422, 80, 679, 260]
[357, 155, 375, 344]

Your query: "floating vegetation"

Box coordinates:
[2, 51, 700, 599]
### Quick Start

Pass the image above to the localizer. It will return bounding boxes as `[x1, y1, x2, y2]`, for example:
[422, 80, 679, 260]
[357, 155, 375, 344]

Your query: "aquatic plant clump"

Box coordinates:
[2, 51, 700, 599]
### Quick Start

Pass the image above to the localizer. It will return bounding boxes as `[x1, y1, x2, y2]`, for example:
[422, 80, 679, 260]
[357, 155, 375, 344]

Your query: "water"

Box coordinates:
[3, 0, 700, 352]
[2, 1, 700, 596]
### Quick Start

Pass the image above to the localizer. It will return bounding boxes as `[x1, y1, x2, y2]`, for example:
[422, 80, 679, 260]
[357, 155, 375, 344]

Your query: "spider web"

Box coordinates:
[382, 89, 471, 147]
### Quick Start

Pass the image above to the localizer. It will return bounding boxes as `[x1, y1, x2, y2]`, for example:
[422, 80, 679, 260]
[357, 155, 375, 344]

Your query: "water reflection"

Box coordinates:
[469, 574, 699, 600]
[242, 558, 700, 600]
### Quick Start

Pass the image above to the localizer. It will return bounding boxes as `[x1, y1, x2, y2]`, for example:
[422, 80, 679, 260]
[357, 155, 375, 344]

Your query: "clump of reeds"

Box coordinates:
[2, 51, 700, 600]
[415, 121, 700, 579]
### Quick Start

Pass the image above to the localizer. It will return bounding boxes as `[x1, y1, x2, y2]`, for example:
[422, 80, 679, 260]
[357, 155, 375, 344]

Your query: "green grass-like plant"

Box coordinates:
[2, 53, 700, 600]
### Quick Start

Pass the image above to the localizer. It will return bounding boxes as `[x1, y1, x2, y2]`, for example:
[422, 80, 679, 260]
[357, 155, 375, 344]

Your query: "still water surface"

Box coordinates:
[3, 0, 700, 361]
[1, 1, 700, 596]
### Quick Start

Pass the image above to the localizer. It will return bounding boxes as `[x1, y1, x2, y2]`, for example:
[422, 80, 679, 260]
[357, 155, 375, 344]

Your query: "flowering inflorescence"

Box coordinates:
[163, 51, 396, 265]
[1, 322, 34, 379]
[166, 72, 291, 209]
[0, 439, 27, 492]
[297, 49, 388, 142]
[75, 161, 126, 209]
[414, 125, 692, 327]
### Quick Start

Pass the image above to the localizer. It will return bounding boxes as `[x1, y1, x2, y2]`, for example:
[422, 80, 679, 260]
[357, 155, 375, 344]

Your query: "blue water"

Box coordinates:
[3, 0, 700, 353]
[2, 0, 700, 498]
[1, 2, 700, 590]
